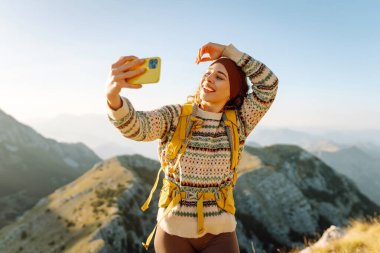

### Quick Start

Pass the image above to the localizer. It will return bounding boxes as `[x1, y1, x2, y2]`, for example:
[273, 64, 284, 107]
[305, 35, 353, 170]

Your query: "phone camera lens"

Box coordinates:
[149, 59, 158, 69]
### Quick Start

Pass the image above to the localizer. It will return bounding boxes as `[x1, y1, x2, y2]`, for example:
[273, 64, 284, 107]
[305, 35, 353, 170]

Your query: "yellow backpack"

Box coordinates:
[140, 101, 240, 251]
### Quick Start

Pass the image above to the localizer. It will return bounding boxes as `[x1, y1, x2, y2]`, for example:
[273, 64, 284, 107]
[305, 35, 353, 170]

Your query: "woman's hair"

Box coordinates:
[187, 77, 249, 111]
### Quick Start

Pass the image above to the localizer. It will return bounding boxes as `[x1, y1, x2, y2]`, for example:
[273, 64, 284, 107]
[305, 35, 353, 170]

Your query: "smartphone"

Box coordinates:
[126, 57, 161, 85]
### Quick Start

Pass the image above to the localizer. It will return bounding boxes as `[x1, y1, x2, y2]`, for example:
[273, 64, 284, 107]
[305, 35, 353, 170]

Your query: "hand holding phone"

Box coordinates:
[126, 57, 161, 85]
[106, 56, 161, 110]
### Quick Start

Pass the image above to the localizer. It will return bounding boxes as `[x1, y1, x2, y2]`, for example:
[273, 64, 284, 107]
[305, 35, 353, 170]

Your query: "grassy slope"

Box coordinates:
[292, 216, 380, 253]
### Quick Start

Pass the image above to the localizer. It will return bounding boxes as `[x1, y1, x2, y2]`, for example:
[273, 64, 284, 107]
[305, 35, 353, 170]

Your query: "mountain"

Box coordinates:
[1, 144, 378, 253]
[0, 108, 102, 229]
[311, 145, 380, 205]
[25, 113, 380, 161]
[248, 127, 380, 205]
[356, 141, 380, 159]
[234, 144, 380, 252]
[248, 126, 380, 148]
[26, 113, 159, 160]
[0, 154, 158, 253]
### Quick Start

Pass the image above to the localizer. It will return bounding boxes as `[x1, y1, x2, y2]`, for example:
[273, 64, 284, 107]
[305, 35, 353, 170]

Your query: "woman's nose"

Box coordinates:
[205, 73, 215, 83]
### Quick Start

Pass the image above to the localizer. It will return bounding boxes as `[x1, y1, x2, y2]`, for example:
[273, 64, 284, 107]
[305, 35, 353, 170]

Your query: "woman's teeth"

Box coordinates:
[203, 86, 215, 93]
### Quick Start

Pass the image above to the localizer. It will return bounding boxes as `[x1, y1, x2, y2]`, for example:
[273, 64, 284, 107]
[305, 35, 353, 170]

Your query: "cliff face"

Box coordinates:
[247, 127, 380, 207]
[234, 145, 379, 252]
[0, 145, 379, 253]
[313, 145, 380, 205]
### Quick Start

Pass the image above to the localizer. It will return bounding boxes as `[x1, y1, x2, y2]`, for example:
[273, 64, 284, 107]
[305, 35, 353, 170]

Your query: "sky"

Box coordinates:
[0, 0, 379, 131]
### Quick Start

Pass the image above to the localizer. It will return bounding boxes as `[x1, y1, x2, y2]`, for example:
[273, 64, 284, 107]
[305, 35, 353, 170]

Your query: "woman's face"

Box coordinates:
[199, 63, 230, 107]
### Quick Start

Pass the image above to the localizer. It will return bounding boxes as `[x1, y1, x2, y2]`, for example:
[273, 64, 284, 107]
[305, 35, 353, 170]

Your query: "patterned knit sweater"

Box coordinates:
[107, 44, 279, 238]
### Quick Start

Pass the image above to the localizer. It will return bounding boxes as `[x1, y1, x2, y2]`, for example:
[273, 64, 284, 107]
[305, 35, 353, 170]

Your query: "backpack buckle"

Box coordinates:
[172, 189, 180, 198]
[185, 191, 197, 200]
[214, 191, 221, 201]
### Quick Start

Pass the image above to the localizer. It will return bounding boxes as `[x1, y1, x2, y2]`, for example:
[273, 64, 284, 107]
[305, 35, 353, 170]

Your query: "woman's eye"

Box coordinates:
[204, 72, 223, 80]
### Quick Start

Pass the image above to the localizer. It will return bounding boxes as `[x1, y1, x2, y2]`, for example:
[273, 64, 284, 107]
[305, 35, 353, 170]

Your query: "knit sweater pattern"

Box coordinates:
[107, 44, 279, 238]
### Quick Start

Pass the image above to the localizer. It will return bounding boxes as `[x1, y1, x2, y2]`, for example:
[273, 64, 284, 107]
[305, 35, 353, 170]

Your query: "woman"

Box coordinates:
[106, 42, 279, 253]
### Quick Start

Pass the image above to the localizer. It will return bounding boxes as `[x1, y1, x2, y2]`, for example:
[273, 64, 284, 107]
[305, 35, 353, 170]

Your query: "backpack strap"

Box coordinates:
[222, 109, 239, 186]
[165, 102, 193, 160]
[140, 104, 239, 251]
[167, 114, 203, 174]
[141, 106, 239, 212]
[140, 102, 202, 211]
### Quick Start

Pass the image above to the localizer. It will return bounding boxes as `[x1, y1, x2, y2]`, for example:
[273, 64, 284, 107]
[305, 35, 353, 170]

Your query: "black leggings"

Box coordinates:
[154, 226, 240, 253]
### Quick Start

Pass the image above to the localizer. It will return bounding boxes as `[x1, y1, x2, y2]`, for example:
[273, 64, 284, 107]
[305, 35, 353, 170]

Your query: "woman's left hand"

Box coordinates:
[195, 42, 227, 64]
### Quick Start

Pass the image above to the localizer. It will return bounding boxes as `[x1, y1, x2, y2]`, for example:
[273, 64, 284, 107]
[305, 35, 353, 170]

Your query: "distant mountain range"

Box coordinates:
[25, 113, 380, 160]
[313, 145, 380, 205]
[24, 113, 380, 204]
[0, 145, 379, 253]
[25, 113, 160, 160]
[247, 127, 380, 149]
[0, 108, 101, 229]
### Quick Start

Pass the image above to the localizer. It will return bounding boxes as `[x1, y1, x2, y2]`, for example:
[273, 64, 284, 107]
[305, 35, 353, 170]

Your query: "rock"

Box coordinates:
[299, 225, 346, 253]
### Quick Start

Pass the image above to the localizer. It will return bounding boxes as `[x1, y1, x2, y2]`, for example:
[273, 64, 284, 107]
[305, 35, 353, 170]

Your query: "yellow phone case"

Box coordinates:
[127, 57, 161, 85]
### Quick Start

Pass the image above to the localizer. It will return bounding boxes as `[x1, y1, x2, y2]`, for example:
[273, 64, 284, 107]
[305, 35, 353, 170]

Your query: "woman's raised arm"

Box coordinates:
[107, 96, 181, 142]
[105, 55, 181, 142]
[222, 44, 279, 137]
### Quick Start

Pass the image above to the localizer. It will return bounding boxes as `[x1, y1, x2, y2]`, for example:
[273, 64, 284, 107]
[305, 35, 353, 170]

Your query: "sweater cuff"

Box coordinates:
[222, 43, 245, 64]
[107, 96, 131, 120]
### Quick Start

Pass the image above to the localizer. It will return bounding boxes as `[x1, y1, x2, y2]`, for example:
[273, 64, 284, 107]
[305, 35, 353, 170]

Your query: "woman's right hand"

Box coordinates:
[106, 55, 146, 98]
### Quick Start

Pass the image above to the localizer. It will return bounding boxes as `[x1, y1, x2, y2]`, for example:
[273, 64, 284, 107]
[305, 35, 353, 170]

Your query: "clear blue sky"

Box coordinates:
[0, 0, 379, 130]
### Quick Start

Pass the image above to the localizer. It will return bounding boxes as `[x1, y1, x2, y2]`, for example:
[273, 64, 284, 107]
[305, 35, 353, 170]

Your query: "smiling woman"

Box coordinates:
[198, 63, 231, 112]
[189, 55, 249, 113]
[105, 42, 279, 253]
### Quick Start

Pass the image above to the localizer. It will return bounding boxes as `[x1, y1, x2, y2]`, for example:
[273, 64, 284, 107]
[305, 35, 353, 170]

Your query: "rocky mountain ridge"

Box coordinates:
[0, 144, 378, 253]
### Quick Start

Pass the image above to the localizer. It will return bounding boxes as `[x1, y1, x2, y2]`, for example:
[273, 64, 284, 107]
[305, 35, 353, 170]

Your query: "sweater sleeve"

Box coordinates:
[107, 96, 181, 142]
[222, 43, 279, 137]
